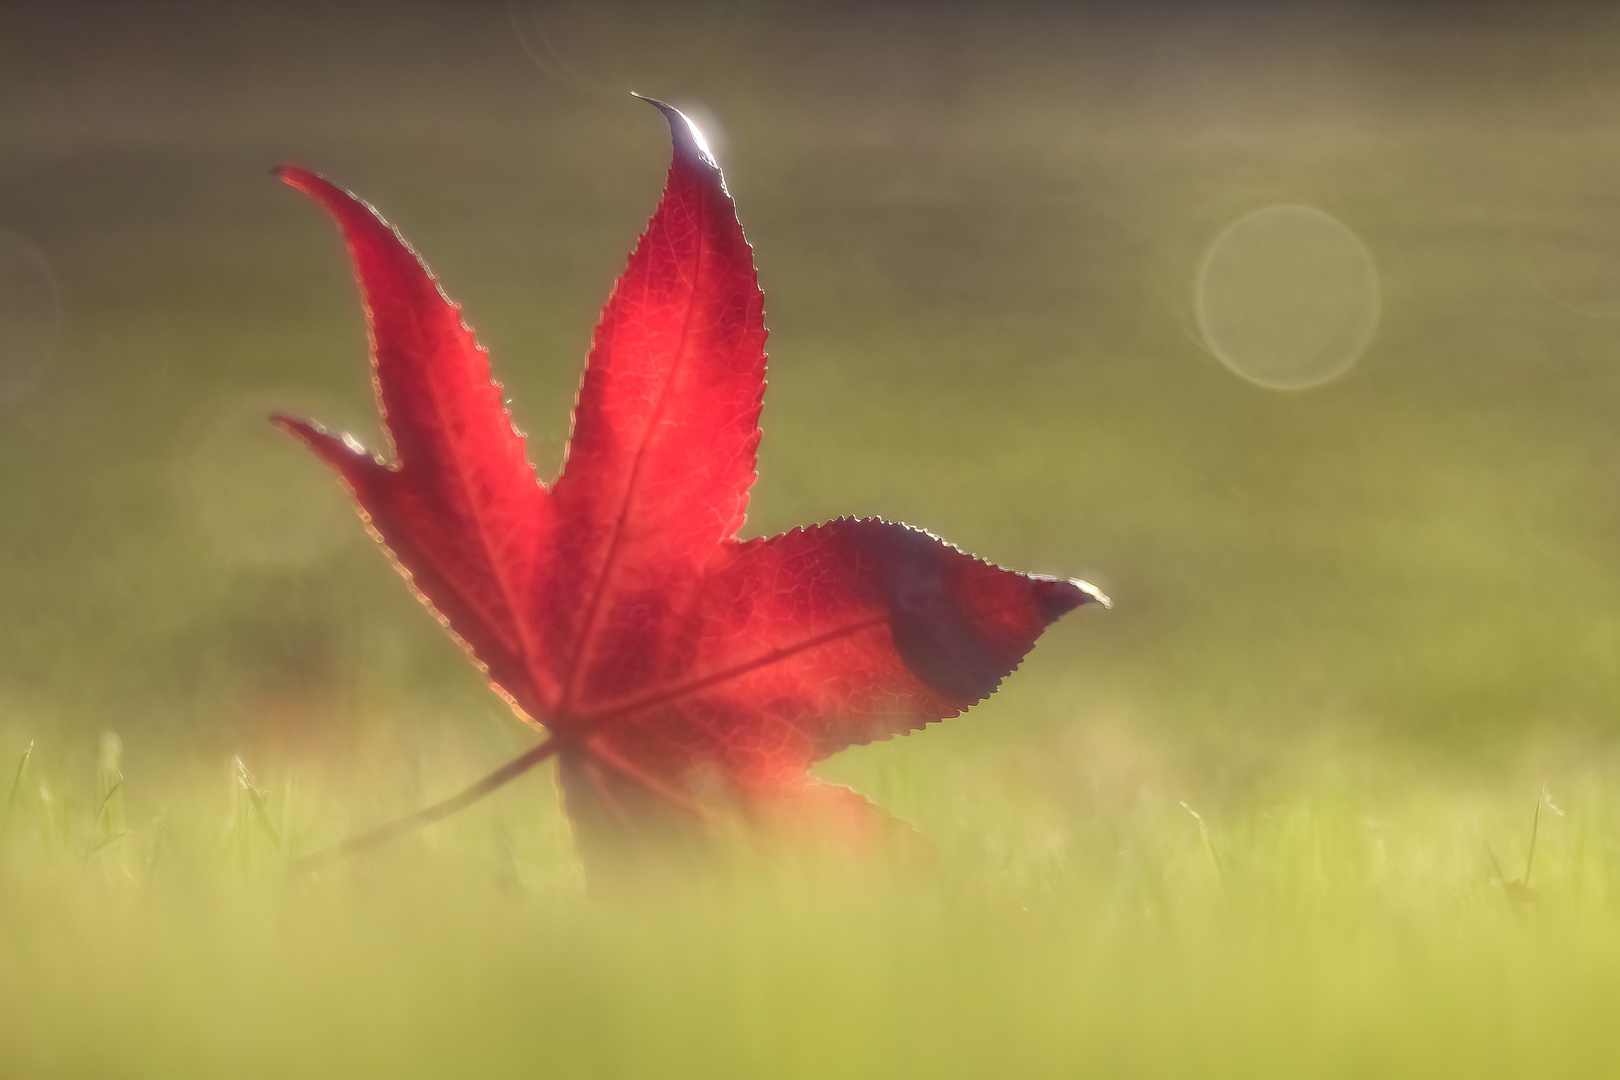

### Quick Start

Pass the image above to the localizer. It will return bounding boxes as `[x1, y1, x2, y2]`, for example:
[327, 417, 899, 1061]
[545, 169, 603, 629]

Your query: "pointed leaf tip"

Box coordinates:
[1030, 576, 1111, 620]
[273, 166, 370, 219]
[1073, 578, 1112, 610]
[268, 412, 344, 456]
[273, 164, 320, 193]
[268, 412, 311, 440]
[632, 93, 719, 171]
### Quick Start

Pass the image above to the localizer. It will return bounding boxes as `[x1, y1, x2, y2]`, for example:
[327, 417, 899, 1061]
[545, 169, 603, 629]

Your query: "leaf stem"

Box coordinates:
[293, 737, 560, 874]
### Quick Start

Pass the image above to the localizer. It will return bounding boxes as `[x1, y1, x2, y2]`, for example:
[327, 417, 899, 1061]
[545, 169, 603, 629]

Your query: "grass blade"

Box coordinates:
[1, 740, 34, 836]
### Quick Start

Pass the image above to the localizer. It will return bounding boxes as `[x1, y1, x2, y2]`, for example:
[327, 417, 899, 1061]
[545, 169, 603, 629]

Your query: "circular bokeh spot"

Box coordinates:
[1195, 204, 1380, 390]
[0, 229, 61, 405]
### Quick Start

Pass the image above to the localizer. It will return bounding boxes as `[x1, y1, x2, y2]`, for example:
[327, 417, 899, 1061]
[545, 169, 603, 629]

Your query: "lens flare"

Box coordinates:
[1195, 205, 1380, 391]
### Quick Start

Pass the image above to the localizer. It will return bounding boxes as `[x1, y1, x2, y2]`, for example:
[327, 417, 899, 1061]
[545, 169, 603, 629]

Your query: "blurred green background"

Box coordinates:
[9, 3, 1620, 1076]
[11, 1, 1620, 760]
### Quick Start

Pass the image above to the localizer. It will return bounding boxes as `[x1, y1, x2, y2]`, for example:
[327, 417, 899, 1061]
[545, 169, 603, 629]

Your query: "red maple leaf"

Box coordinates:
[274, 99, 1106, 868]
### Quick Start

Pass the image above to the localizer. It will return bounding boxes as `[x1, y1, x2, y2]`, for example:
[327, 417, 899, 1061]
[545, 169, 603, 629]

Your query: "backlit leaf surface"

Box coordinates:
[275, 99, 1105, 861]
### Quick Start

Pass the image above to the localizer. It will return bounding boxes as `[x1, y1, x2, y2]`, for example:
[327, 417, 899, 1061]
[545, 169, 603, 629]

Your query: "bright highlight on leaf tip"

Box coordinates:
[1025, 575, 1110, 619]
[631, 91, 719, 171]
[1071, 578, 1112, 610]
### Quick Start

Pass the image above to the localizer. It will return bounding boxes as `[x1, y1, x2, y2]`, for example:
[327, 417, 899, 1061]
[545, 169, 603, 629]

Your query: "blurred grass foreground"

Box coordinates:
[9, 2, 1620, 1076]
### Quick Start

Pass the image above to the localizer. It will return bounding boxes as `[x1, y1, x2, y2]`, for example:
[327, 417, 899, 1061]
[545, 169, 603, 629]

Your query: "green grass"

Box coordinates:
[3, 722, 1619, 1079]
